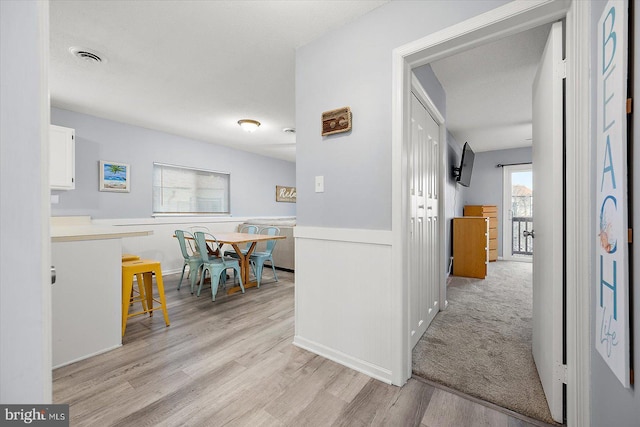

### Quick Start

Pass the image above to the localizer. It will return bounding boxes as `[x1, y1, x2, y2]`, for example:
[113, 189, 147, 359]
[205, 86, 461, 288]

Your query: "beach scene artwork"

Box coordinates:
[100, 161, 130, 192]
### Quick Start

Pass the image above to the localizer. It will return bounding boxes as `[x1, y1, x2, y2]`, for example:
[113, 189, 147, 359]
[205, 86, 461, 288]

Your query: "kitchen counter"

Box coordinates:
[51, 216, 153, 368]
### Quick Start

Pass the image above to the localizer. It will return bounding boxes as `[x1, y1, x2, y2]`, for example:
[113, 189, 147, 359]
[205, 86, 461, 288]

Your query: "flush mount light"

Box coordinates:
[237, 119, 261, 133]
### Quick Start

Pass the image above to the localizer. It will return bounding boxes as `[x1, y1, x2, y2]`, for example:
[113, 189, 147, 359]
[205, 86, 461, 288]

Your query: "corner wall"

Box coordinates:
[0, 0, 51, 403]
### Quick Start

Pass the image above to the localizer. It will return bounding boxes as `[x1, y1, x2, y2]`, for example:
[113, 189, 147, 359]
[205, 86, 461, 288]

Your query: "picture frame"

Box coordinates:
[99, 161, 130, 192]
[276, 185, 296, 203]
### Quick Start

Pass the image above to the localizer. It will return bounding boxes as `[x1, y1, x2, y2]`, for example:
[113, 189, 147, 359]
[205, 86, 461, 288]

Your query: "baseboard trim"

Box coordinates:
[293, 336, 393, 385]
[53, 343, 122, 370]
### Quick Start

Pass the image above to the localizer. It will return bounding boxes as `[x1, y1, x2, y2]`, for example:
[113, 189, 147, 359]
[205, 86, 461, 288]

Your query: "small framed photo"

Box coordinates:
[99, 161, 130, 192]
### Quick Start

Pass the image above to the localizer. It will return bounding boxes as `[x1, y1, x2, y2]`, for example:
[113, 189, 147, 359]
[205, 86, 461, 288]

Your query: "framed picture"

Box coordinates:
[99, 161, 130, 192]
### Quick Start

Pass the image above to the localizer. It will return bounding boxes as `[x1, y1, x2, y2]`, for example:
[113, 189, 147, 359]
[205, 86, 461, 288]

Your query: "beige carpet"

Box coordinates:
[412, 260, 560, 425]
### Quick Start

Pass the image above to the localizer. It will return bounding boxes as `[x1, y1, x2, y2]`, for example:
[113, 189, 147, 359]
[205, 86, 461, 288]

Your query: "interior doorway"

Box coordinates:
[392, 1, 592, 425]
[502, 164, 534, 262]
[411, 18, 562, 421]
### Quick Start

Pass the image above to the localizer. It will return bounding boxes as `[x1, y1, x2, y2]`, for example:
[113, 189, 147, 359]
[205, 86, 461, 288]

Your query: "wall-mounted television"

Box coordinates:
[453, 142, 475, 187]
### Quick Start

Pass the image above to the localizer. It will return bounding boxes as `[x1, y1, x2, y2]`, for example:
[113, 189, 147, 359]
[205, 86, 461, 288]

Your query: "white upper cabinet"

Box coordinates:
[50, 125, 75, 190]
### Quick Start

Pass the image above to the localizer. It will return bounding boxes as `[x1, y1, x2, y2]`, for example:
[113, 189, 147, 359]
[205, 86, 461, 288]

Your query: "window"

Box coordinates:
[152, 163, 230, 215]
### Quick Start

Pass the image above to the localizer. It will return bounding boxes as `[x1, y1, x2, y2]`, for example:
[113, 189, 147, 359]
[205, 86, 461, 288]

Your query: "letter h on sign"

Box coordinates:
[600, 255, 618, 320]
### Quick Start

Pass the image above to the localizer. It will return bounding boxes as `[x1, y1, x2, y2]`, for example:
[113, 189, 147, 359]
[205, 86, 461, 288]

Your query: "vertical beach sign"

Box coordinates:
[596, 0, 630, 388]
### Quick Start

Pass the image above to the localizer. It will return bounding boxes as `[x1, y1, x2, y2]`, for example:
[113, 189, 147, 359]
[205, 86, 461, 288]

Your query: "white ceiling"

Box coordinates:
[430, 23, 552, 153]
[49, 0, 389, 162]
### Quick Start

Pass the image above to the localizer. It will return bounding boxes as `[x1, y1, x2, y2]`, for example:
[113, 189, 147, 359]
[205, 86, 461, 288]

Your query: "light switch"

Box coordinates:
[315, 176, 324, 193]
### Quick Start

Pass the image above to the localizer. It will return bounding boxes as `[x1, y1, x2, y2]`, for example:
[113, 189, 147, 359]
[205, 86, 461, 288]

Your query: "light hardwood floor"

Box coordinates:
[53, 270, 548, 427]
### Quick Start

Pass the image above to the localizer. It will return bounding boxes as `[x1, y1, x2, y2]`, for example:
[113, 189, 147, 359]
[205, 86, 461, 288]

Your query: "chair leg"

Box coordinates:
[211, 270, 223, 302]
[135, 273, 148, 313]
[153, 267, 170, 327]
[143, 272, 153, 317]
[250, 260, 257, 279]
[190, 264, 202, 294]
[197, 267, 207, 297]
[270, 259, 278, 283]
[122, 271, 134, 336]
[177, 263, 187, 290]
[235, 266, 245, 293]
[255, 262, 264, 288]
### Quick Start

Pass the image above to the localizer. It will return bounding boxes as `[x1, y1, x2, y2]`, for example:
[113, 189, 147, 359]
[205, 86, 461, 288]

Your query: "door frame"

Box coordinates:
[502, 163, 534, 262]
[390, 1, 591, 426]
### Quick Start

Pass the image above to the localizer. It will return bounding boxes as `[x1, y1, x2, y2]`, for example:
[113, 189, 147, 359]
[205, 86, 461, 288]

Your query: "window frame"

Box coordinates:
[152, 162, 231, 216]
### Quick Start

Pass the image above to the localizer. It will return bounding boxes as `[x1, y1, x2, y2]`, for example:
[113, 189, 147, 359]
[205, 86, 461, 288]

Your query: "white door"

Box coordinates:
[409, 91, 440, 349]
[531, 21, 564, 423]
[502, 164, 533, 261]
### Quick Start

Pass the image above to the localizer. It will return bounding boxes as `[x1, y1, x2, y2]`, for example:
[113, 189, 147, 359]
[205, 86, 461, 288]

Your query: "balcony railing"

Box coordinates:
[512, 216, 533, 255]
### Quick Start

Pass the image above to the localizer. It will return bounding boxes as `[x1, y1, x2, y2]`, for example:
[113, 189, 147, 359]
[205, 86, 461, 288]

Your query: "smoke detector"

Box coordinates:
[69, 47, 105, 64]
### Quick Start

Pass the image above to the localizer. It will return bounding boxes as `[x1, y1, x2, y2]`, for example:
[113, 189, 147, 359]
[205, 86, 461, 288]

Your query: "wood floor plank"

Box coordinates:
[378, 377, 434, 427]
[53, 271, 555, 427]
[287, 390, 348, 426]
[323, 365, 371, 403]
[421, 388, 510, 427]
[331, 379, 401, 427]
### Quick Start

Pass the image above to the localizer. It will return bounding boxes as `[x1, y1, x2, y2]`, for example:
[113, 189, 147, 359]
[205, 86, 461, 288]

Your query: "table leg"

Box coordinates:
[226, 242, 259, 295]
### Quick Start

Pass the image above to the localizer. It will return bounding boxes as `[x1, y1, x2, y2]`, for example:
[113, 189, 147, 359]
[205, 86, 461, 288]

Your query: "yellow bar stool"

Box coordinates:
[122, 259, 170, 336]
[122, 254, 147, 312]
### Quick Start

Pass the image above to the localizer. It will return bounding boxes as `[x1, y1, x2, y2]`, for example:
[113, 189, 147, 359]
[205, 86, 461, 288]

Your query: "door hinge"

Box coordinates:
[629, 228, 633, 244]
[627, 98, 633, 114]
[559, 59, 567, 79]
[556, 363, 568, 384]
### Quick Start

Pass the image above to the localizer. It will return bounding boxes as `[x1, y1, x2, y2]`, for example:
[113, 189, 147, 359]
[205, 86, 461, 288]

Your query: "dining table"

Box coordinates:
[196, 232, 286, 295]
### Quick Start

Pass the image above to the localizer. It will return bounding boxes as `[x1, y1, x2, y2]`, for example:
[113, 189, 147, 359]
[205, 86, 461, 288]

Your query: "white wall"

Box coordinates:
[0, 0, 51, 403]
[446, 131, 466, 268]
[294, 0, 509, 384]
[51, 108, 296, 219]
[295, 0, 508, 230]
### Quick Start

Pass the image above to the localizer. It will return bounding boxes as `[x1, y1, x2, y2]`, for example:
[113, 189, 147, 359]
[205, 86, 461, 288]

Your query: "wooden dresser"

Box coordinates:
[464, 205, 498, 261]
[452, 217, 488, 279]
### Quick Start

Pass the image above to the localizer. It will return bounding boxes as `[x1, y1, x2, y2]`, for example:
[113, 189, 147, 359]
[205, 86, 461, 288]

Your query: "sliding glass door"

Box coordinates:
[502, 164, 533, 261]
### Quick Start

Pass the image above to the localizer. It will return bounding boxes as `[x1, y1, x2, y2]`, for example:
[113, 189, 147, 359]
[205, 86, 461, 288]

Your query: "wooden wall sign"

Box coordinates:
[322, 107, 352, 136]
[595, 0, 630, 388]
[276, 186, 296, 203]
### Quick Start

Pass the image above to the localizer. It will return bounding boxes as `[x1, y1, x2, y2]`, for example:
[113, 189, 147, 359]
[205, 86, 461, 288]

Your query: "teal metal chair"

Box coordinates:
[224, 224, 259, 259]
[249, 226, 280, 288]
[175, 229, 203, 293]
[194, 231, 244, 301]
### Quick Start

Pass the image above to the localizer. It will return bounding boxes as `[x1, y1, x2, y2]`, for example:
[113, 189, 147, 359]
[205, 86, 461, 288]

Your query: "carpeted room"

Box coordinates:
[412, 261, 560, 426]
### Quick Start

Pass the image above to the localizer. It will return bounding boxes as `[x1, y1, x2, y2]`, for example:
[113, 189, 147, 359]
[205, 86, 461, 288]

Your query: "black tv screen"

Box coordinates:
[456, 142, 475, 187]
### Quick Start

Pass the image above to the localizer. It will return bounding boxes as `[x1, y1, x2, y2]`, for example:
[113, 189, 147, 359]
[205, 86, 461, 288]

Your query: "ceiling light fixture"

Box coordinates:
[238, 119, 261, 133]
